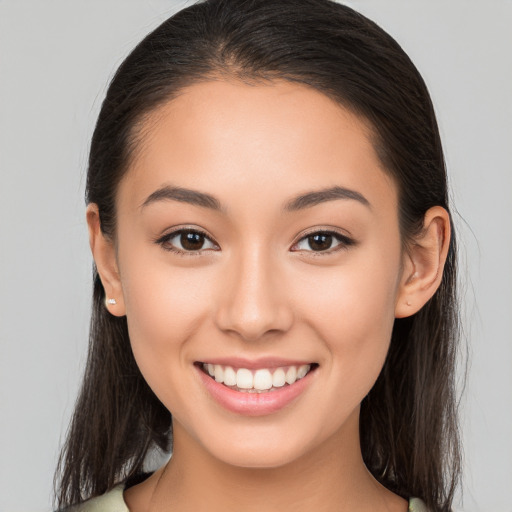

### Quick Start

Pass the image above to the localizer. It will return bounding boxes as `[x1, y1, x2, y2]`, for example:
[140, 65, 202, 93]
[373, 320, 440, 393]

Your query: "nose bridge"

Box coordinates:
[214, 240, 293, 341]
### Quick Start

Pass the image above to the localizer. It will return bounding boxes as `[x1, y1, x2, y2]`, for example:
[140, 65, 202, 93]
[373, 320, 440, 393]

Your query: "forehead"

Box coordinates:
[118, 79, 397, 217]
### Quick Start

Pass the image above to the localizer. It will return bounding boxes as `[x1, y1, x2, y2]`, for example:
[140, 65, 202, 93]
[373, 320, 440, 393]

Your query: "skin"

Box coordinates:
[88, 79, 450, 512]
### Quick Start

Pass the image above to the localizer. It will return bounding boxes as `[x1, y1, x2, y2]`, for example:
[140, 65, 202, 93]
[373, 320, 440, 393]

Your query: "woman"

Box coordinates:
[54, 0, 462, 510]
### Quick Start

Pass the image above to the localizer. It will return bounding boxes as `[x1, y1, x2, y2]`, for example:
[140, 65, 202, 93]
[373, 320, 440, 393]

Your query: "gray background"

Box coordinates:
[1, 1, 511, 511]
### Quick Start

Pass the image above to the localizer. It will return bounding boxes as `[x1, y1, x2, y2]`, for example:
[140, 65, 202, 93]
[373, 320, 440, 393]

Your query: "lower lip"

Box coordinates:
[195, 364, 317, 416]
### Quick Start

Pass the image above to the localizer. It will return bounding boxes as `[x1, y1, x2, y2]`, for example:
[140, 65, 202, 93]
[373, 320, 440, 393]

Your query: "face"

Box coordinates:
[112, 80, 406, 467]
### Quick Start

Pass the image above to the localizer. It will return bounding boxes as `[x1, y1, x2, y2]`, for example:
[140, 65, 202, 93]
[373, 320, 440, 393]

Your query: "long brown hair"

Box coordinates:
[54, 1, 462, 510]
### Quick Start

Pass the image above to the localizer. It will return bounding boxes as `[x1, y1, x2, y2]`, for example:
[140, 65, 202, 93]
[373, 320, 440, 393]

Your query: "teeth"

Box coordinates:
[272, 368, 286, 387]
[285, 366, 297, 384]
[223, 366, 237, 386]
[236, 368, 253, 389]
[214, 365, 224, 383]
[201, 362, 312, 391]
[297, 364, 309, 379]
[253, 369, 273, 390]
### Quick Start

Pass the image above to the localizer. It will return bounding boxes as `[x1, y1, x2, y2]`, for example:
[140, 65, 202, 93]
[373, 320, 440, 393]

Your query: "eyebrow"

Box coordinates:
[284, 185, 370, 211]
[141, 184, 371, 213]
[141, 185, 225, 212]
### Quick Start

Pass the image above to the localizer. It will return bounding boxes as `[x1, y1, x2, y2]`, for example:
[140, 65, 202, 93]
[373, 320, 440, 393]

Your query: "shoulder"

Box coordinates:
[409, 497, 430, 512]
[59, 484, 129, 512]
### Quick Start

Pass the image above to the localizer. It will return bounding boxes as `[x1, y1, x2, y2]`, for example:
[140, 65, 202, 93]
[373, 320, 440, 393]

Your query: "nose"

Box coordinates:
[214, 245, 294, 342]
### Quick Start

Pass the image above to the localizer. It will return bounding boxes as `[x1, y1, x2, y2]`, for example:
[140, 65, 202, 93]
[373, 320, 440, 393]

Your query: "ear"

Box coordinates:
[395, 206, 451, 318]
[86, 203, 126, 317]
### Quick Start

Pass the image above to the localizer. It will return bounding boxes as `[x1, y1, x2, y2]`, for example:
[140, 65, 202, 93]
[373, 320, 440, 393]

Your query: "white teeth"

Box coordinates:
[201, 362, 313, 391]
[223, 366, 237, 386]
[285, 366, 297, 384]
[272, 368, 286, 387]
[297, 364, 309, 379]
[236, 368, 254, 389]
[214, 365, 224, 383]
[253, 369, 273, 390]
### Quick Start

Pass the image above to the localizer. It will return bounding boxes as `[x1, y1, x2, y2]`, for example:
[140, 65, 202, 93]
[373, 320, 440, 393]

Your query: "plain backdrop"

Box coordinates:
[1, 1, 511, 511]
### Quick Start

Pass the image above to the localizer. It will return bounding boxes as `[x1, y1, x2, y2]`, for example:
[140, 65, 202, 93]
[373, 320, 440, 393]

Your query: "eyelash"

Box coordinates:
[154, 228, 356, 257]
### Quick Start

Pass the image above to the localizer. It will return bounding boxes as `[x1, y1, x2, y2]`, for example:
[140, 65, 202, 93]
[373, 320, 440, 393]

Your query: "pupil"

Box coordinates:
[181, 232, 204, 250]
[309, 233, 332, 251]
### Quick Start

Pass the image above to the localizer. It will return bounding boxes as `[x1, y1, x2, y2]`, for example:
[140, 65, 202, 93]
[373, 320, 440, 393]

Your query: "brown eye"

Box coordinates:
[180, 231, 206, 250]
[308, 233, 333, 251]
[157, 229, 218, 254]
[293, 231, 355, 253]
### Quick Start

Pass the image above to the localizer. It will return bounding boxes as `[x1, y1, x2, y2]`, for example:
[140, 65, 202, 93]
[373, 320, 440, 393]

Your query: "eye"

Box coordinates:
[155, 228, 219, 255]
[291, 230, 355, 254]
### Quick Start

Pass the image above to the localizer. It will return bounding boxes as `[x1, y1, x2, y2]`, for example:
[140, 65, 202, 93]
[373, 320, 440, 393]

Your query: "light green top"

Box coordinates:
[67, 484, 430, 511]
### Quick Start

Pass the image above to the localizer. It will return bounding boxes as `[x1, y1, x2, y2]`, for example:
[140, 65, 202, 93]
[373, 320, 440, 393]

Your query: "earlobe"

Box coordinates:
[395, 206, 451, 318]
[86, 204, 126, 317]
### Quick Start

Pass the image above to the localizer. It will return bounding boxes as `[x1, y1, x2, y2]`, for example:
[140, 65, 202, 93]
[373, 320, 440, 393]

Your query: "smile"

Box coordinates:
[199, 362, 315, 392]
[194, 361, 318, 416]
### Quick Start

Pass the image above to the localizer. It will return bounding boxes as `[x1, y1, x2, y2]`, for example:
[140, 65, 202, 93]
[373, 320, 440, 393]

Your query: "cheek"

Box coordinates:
[301, 248, 401, 392]
[118, 251, 213, 389]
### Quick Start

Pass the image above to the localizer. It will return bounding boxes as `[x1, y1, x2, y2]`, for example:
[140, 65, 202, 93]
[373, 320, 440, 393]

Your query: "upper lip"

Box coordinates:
[196, 357, 317, 369]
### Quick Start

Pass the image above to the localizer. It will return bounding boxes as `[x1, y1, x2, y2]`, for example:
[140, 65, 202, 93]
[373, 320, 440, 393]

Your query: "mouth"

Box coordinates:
[195, 361, 319, 393]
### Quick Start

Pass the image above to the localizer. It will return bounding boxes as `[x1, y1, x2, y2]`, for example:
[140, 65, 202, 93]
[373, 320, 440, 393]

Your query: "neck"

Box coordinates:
[140, 409, 406, 512]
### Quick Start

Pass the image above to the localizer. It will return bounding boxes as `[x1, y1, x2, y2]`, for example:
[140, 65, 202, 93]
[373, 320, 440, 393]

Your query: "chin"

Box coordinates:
[196, 426, 317, 469]
[215, 448, 302, 469]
